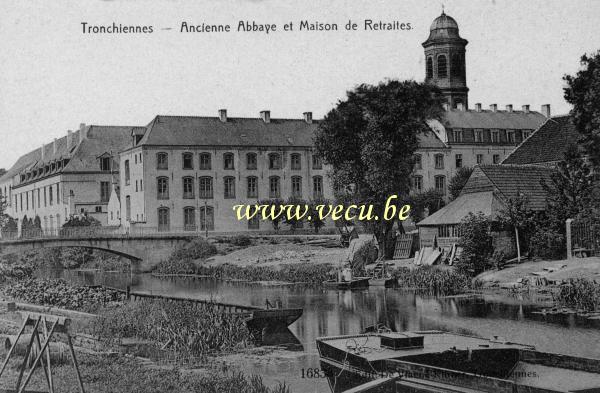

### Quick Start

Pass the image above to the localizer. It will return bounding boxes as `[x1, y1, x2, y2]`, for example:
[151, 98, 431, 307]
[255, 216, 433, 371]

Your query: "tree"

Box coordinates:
[282, 196, 307, 231]
[308, 198, 329, 234]
[563, 51, 600, 167]
[456, 212, 494, 275]
[315, 80, 444, 258]
[406, 189, 445, 224]
[541, 144, 596, 230]
[257, 198, 285, 231]
[497, 192, 538, 257]
[448, 166, 473, 200]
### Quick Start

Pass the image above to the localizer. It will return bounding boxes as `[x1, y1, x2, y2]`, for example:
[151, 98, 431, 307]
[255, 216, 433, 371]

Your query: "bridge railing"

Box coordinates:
[0, 226, 209, 242]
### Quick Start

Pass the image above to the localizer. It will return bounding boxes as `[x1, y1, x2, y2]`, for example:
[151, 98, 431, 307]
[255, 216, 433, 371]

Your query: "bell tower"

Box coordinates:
[423, 11, 469, 109]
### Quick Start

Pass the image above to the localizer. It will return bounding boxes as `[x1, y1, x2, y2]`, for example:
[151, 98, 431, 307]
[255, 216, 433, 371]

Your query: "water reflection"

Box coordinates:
[48, 270, 600, 393]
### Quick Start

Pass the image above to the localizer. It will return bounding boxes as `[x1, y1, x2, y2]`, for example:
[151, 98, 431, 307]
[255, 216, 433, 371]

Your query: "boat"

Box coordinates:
[369, 261, 396, 288]
[323, 277, 370, 290]
[317, 330, 600, 392]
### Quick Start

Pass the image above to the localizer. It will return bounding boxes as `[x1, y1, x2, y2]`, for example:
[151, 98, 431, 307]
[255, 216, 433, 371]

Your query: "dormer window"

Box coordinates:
[100, 156, 111, 171]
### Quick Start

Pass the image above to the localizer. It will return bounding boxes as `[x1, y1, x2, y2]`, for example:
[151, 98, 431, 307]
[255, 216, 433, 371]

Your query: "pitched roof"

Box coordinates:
[418, 191, 495, 226]
[502, 115, 582, 165]
[418, 129, 448, 149]
[442, 108, 546, 130]
[461, 165, 554, 210]
[137, 115, 318, 147]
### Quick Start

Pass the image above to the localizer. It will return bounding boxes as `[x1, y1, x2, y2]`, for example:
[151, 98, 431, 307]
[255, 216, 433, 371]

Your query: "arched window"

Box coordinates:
[268, 153, 281, 170]
[290, 153, 301, 170]
[247, 176, 258, 198]
[182, 152, 194, 170]
[199, 176, 213, 199]
[124, 160, 130, 185]
[426, 57, 434, 79]
[157, 177, 169, 199]
[437, 55, 447, 78]
[414, 154, 422, 170]
[199, 206, 214, 231]
[157, 207, 170, 231]
[313, 176, 323, 199]
[223, 176, 235, 199]
[451, 53, 463, 77]
[183, 207, 196, 231]
[183, 176, 194, 199]
[269, 176, 280, 198]
[223, 152, 235, 170]
[291, 176, 302, 198]
[156, 152, 168, 170]
[246, 153, 257, 170]
[199, 153, 211, 170]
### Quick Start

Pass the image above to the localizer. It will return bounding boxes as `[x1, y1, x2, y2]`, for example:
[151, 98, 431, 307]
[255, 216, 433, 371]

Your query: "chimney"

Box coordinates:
[522, 105, 530, 113]
[79, 123, 87, 142]
[218, 109, 227, 122]
[457, 103, 465, 112]
[490, 104, 497, 112]
[475, 103, 482, 112]
[506, 104, 513, 112]
[41, 144, 45, 161]
[303, 112, 313, 124]
[53, 138, 57, 155]
[67, 130, 73, 150]
[260, 110, 270, 123]
[541, 104, 551, 118]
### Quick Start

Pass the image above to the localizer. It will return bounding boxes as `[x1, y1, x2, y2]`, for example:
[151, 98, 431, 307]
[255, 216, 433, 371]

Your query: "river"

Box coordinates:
[52, 270, 600, 393]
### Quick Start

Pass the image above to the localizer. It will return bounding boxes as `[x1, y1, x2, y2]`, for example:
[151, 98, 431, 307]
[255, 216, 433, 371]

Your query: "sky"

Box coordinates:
[1, 0, 599, 169]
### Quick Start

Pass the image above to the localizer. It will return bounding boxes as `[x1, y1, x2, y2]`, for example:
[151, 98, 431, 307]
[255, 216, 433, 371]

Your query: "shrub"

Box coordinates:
[170, 238, 218, 261]
[351, 239, 378, 269]
[0, 254, 35, 281]
[456, 212, 494, 276]
[529, 228, 565, 260]
[230, 235, 252, 247]
[554, 278, 600, 311]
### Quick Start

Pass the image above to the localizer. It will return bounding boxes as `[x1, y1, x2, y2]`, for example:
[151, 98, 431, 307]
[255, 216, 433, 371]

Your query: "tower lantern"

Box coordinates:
[423, 11, 469, 109]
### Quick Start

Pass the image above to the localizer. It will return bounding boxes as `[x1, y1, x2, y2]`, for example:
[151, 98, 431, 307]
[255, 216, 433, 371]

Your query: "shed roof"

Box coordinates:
[418, 191, 495, 226]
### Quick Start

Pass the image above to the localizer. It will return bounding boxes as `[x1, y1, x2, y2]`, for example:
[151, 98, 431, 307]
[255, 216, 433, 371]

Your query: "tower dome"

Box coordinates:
[430, 12, 459, 31]
[424, 12, 467, 45]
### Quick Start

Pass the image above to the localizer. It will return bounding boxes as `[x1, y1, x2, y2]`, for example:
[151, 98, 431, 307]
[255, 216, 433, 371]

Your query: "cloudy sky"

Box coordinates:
[1, 0, 599, 169]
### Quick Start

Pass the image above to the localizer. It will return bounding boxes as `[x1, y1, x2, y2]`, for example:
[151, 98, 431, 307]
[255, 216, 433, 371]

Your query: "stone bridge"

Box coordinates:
[0, 233, 197, 272]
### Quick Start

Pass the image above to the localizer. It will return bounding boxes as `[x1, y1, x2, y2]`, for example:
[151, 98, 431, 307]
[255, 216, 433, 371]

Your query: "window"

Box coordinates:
[437, 55, 447, 78]
[455, 154, 463, 168]
[439, 224, 461, 238]
[246, 153, 257, 170]
[312, 154, 323, 170]
[157, 177, 169, 199]
[44, 187, 47, 207]
[95, 206, 102, 213]
[313, 176, 323, 199]
[268, 153, 281, 170]
[182, 153, 194, 169]
[248, 215, 260, 230]
[37, 189, 40, 208]
[493, 154, 500, 164]
[291, 176, 302, 198]
[135, 180, 138, 192]
[183, 207, 196, 231]
[434, 154, 444, 169]
[156, 152, 168, 170]
[100, 157, 111, 171]
[491, 130, 499, 143]
[124, 160, 130, 185]
[20, 194, 23, 211]
[269, 176, 280, 198]
[183, 177, 194, 199]
[224, 176, 235, 199]
[199, 177, 213, 199]
[412, 176, 423, 192]
[507, 130, 515, 143]
[125, 196, 131, 221]
[247, 176, 258, 198]
[451, 54, 462, 77]
[140, 180, 143, 191]
[157, 207, 170, 231]
[523, 130, 531, 140]
[291, 153, 301, 170]
[476, 154, 483, 164]
[475, 129, 483, 143]
[56, 184, 59, 203]
[135, 155, 137, 164]
[435, 175, 446, 195]
[453, 129, 463, 142]
[426, 57, 433, 79]
[199, 153, 211, 170]
[100, 181, 110, 203]
[223, 153, 235, 170]
[49, 185, 53, 205]
[414, 154, 422, 170]
[199, 206, 214, 231]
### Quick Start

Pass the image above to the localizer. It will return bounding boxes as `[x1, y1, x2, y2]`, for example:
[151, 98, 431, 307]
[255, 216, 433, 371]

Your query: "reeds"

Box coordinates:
[394, 266, 472, 295]
[195, 263, 334, 284]
[553, 278, 600, 312]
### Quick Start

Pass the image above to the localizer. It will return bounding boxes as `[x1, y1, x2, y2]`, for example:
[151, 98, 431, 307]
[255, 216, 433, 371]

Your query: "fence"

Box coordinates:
[567, 219, 600, 258]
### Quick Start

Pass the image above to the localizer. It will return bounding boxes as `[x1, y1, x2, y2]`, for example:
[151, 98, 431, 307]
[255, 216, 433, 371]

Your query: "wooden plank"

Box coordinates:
[393, 235, 413, 259]
[341, 376, 399, 393]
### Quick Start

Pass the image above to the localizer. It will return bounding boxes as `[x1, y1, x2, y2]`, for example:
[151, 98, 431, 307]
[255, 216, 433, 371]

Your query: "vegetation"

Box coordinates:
[456, 212, 494, 276]
[93, 299, 251, 356]
[0, 353, 290, 393]
[448, 166, 473, 201]
[154, 238, 218, 274]
[554, 278, 600, 312]
[395, 266, 471, 295]
[406, 189, 445, 223]
[0, 254, 35, 281]
[314, 80, 444, 258]
[194, 263, 334, 284]
[2, 278, 124, 313]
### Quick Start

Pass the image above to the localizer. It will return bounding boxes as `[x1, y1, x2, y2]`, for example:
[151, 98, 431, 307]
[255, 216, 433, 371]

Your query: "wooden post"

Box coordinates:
[17, 318, 52, 393]
[67, 334, 85, 393]
[0, 317, 28, 378]
[43, 318, 54, 393]
[515, 227, 521, 263]
[566, 219, 573, 260]
[15, 317, 41, 392]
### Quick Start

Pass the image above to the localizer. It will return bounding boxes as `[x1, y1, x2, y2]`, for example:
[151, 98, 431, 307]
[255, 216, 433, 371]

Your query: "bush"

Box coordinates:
[351, 239, 378, 269]
[230, 235, 252, 247]
[0, 254, 35, 281]
[554, 278, 600, 311]
[529, 228, 565, 260]
[456, 212, 494, 276]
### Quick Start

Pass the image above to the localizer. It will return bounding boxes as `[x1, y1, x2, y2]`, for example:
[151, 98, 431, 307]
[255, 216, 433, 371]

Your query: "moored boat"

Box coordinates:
[323, 277, 370, 290]
[317, 330, 600, 392]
